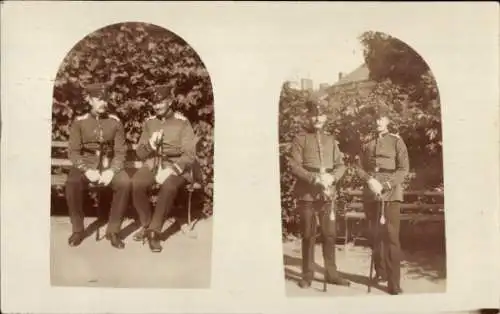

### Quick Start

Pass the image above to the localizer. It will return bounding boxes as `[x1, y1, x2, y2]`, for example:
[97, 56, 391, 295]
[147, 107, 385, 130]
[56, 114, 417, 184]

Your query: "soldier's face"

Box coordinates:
[376, 116, 390, 133]
[88, 96, 107, 114]
[310, 114, 327, 129]
[153, 99, 171, 116]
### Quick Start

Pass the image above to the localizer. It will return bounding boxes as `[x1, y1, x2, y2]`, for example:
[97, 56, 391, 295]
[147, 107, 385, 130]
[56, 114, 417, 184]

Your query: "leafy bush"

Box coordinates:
[52, 22, 214, 217]
[280, 31, 443, 238]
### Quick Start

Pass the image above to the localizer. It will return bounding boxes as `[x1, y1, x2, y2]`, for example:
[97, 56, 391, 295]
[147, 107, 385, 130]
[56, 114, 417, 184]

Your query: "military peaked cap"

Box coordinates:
[84, 82, 110, 100]
[373, 102, 392, 119]
[305, 91, 329, 116]
[152, 84, 173, 103]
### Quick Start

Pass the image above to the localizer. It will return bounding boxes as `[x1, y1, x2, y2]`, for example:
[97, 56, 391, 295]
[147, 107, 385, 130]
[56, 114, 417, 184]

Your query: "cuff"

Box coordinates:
[76, 163, 88, 172]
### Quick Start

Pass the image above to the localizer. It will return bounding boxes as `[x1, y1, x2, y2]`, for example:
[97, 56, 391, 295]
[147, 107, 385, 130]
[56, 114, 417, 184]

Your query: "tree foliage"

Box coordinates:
[280, 31, 443, 237]
[52, 22, 214, 216]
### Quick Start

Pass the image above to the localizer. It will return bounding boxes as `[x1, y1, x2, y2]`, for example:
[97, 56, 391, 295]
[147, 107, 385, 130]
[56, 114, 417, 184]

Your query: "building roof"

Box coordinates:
[333, 63, 370, 87]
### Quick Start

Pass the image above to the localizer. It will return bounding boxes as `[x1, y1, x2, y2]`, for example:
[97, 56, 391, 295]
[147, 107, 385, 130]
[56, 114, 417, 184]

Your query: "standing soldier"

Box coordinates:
[66, 82, 131, 249]
[354, 103, 410, 295]
[131, 85, 197, 253]
[289, 93, 351, 289]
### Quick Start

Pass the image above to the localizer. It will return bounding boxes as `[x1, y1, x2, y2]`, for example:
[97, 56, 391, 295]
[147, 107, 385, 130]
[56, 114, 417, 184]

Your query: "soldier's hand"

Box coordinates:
[98, 169, 115, 186]
[367, 177, 383, 196]
[149, 130, 164, 150]
[85, 169, 101, 183]
[155, 167, 174, 185]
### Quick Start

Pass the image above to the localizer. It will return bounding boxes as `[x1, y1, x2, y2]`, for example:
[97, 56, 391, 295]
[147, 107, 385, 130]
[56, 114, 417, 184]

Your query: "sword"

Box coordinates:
[94, 126, 105, 241]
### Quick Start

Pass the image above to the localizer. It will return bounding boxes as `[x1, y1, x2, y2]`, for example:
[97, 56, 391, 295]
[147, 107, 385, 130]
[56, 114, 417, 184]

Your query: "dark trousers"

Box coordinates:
[298, 200, 339, 281]
[131, 166, 186, 232]
[65, 167, 131, 234]
[365, 201, 402, 290]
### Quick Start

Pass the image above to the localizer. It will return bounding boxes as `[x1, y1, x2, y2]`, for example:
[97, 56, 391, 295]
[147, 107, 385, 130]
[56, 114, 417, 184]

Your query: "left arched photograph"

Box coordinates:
[50, 22, 214, 289]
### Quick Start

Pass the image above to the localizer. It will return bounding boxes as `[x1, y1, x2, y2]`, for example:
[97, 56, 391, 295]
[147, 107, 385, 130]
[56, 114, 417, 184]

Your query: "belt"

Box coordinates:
[303, 166, 334, 173]
[161, 152, 182, 158]
[371, 167, 395, 173]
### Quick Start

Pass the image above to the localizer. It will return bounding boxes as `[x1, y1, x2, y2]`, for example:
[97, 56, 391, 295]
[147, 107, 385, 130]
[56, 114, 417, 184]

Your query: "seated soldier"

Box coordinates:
[131, 84, 197, 253]
[65, 82, 131, 249]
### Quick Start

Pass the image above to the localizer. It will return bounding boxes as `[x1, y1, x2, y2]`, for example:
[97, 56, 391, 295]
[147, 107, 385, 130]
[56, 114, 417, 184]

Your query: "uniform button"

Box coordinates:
[374, 167, 379, 172]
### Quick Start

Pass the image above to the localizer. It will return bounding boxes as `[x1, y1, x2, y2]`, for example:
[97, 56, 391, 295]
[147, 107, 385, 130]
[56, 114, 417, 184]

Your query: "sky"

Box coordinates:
[282, 37, 366, 89]
[256, 9, 370, 89]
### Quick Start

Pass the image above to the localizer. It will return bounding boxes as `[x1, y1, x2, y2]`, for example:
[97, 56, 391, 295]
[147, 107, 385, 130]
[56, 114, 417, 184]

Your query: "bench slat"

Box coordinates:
[342, 190, 443, 197]
[347, 203, 444, 210]
[52, 159, 144, 168]
[52, 141, 138, 150]
[343, 212, 444, 221]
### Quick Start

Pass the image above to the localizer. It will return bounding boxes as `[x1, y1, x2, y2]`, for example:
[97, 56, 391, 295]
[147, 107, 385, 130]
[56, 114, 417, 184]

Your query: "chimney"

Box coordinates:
[338, 72, 343, 81]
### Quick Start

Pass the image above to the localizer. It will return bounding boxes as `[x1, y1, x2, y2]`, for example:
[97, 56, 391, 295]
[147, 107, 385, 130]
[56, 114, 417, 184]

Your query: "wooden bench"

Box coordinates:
[51, 140, 204, 239]
[339, 189, 445, 251]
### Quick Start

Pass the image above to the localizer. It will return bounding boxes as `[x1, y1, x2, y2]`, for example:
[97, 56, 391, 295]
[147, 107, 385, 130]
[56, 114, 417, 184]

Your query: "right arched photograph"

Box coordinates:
[280, 31, 445, 296]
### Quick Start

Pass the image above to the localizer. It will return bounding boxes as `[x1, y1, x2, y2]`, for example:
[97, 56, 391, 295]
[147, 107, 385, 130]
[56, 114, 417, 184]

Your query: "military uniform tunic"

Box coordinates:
[289, 128, 346, 202]
[135, 111, 197, 180]
[68, 112, 126, 173]
[355, 132, 410, 202]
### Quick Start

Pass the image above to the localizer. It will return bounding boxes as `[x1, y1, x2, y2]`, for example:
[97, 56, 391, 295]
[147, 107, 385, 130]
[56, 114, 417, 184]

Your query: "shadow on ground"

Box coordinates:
[283, 220, 447, 292]
[51, 174, 209, 243]
[283, 254, 390, 293]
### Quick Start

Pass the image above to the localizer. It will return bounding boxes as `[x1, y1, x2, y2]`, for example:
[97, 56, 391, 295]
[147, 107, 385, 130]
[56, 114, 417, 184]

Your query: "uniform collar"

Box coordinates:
[304, 123, 327, 134]
[378, 130, 389, 138]
[89, 111, 109, 119]
[156, 109, 174, 121]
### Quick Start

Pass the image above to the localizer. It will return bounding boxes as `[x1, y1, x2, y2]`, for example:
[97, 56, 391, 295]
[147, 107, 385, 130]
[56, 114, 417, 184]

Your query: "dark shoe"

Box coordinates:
[147, 230, 162, 253]
[298, 279, 312, 289]
[388, 287, 403, 295]
[68, 232, 85, 247]
[326, 276, 351, 287]
[105, 233, 125, 249]
[133, 228, 147, 242]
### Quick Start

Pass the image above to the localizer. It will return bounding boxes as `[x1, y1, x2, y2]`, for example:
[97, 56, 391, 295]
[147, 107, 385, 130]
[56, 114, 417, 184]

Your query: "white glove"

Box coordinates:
[319, 173, 335, 188]
[155, 167, 174, 185]
[367, 177, 383, 196]
[85, 169, 101, 183]
[98, 169, 115, 186]
[149, 129, 164, 150]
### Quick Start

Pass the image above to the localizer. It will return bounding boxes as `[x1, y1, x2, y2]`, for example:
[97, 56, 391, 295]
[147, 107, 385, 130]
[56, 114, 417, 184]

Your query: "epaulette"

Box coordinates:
[145, 116, 156, 121]
[75, 113, 89, 121]
[108, 114, 120, 122]
[389, 133, 401, 139]
[174, 111, 187, 121]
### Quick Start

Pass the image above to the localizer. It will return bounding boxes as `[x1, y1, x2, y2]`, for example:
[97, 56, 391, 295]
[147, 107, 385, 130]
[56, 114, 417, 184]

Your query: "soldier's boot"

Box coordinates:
[388, 286, 403, 295]
[298, 278, 312, 289]
[147, 230, 162, 253]
[105, 233, 125, 249]
[325, 275, 351, 287]
[68, 232, 85, 247]
[133, 227, 148, 243]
